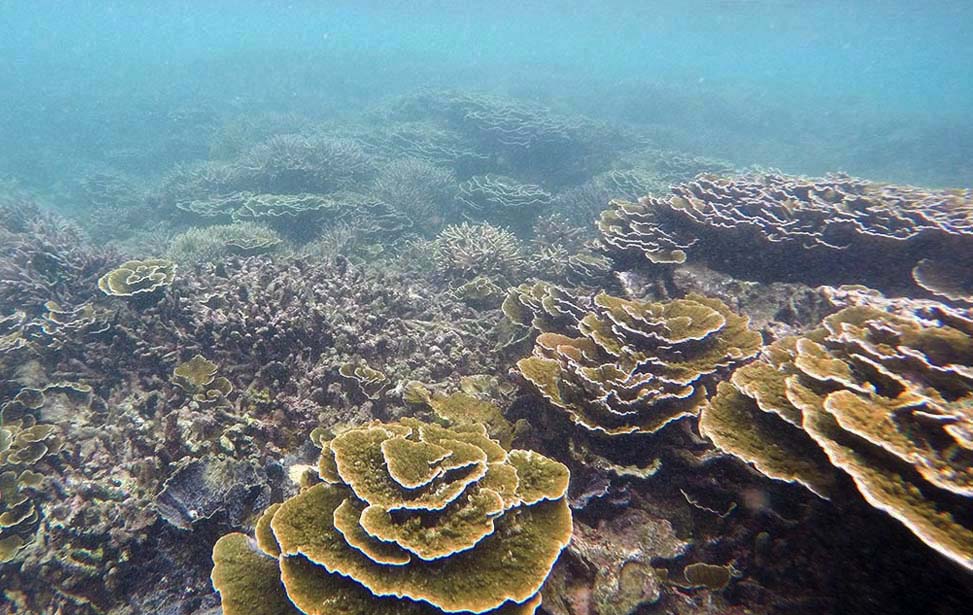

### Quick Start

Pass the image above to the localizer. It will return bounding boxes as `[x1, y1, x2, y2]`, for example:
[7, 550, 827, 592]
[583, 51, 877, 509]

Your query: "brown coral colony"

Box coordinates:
[212, 418, 572, 614]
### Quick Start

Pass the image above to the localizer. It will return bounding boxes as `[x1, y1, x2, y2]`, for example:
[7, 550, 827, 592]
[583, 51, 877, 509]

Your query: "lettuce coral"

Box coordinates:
[211, 418, 572, 614]
[516, 292, 761, 437]
[699, 295, 973, 570]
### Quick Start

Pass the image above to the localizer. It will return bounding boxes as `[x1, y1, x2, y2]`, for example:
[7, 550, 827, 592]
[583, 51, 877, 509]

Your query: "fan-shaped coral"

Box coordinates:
[516, 292, 761, 436]
[699, 294, 973, 570]
[211, 418, 572, 614]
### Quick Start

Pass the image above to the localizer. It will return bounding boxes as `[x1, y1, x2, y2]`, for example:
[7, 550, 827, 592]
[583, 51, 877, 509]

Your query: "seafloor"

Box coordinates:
[1, 90, 971, 615]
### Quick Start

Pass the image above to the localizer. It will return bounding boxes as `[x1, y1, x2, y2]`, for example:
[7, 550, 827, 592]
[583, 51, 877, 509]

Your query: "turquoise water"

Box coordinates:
[2, 1, 971, 187]
[2, 3, 972, 615]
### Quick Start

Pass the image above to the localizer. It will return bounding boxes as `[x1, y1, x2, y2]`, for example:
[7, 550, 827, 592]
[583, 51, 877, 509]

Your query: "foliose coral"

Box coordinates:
[699, 293, 973, 570]
[234, 134, 376, 194]
[172, 354, 234, 405]
[0, 383, 98, 563]
[97, 258, 176, 298]
[597, 172, 973, 301]
[516, 292, 762, 437]
[458, 175, 553, 226]
[211, 418, 572, 614]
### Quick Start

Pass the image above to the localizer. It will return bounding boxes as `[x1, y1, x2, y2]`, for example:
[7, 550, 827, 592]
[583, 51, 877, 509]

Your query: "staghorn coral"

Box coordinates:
[370, 157, 458, 231]
[516, 292, 761, 437]
[97, 258, 176, 298]
[431, 222, 524, 283]
[211, 418, 572, 615]
[698, 293, 973, 570]
[0, 207, 117, 316]
[167, 221, 283, 264]
[597, 172, 973, 300]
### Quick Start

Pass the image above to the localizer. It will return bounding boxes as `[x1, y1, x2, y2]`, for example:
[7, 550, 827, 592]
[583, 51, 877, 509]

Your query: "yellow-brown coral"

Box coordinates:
[172, 354, 234, 404]
[516, 292, 761, 436]
[97, 258, 176, 297]
[699, 297, 973, 570]
[211, 418, 572, 614]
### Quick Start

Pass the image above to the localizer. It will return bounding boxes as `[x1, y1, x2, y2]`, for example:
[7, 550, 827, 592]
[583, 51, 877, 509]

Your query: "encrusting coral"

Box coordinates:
[516, 292, 762, 437]
[597, 172, 973, 301]
[211, 418, 572, 614]
[699, 292, 973, 570]
[97, 258, 176, 297]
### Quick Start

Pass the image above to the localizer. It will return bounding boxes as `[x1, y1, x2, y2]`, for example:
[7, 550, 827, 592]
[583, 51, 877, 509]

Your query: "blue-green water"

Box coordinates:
[2, 3, 972, 615]
[2, 1, 971, 187]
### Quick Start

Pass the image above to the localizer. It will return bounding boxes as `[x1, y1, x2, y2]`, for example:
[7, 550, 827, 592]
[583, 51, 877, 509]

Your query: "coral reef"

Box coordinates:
[699, 292, 973, 569]
[0, 206, 117, 316]
[97, 258, 176, 298]
[370, 157, 459, 232]
[234, 134, 375, 194]
[212, 417, 572, 614]
[167, 221, 283, 264]
[458, 174, 553, 227]
[543, 508, 688, 615]
[597, 172, 973, 300]
[516, 292, 761, 437]
[431, 222, 525, 283]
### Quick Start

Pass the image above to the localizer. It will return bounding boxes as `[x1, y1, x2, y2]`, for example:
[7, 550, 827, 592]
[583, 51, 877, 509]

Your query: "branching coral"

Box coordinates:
[0, 207, 117, 315]
[167, 221, 283, 264]
[699, 293, 973, 570]
[516, 292, 761, 437]
[597, 172, 973, 300]
[431, 223, 524, 283]
[211, 418, 572, 614]
[370, 158, 458, 231]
